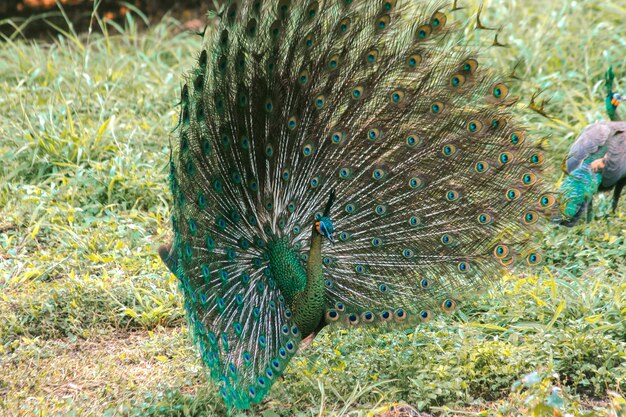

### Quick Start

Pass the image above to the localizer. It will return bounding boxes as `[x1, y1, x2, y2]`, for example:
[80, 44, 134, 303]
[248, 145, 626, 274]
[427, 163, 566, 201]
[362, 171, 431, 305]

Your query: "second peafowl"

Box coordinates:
[557, 67, 626, 225]
[159, 0, 553, 410]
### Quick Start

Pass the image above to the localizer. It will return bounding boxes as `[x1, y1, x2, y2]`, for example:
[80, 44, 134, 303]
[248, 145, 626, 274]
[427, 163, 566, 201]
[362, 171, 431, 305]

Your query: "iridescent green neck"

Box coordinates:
[267, 228, 325, 337]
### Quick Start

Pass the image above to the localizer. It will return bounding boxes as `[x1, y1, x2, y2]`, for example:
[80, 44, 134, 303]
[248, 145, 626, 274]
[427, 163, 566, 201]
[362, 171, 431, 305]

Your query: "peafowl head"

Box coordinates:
[316, 189, 337, 242]
[605, 66, 621, 118]
[553, 163, 602, 227]
[315, 217, 335, 242]
[607, 92, 622, 116]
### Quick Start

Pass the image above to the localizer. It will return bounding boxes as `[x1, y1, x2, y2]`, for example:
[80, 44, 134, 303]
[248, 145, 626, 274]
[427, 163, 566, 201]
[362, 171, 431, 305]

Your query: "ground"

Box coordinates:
[0, 1, 625, 416]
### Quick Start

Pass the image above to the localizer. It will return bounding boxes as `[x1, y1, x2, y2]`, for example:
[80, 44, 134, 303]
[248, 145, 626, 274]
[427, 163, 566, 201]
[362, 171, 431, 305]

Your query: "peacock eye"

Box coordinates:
[352, 86, 364, 99]
[407, 54, 422, 68]
[431, 101, 444, 114]
[492, 83, 509, 99]
[366, 49, 379, 64]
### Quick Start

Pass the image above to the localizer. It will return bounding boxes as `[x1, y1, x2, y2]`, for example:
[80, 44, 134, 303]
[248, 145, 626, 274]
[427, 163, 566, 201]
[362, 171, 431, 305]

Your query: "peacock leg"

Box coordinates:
[612, 178, 626, 213]
[586, 199, 594, 223]
[297, 330, 318, 353]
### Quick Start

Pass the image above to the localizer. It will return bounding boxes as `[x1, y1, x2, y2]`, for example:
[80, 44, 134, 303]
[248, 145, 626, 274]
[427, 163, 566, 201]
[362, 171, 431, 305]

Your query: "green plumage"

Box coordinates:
[160, 0, 552, 410]
[558, 163, 602, 222]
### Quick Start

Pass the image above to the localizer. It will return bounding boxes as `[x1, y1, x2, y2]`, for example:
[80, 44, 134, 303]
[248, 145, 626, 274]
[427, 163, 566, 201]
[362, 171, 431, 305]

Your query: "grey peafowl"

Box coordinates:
[557, 67, 626, 226]
[159, 0, 553, 410]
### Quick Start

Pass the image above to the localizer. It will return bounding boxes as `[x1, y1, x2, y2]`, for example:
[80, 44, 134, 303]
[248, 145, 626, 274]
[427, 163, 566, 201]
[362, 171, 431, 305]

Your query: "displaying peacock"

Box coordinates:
[556, 67, 626, 226]
[159, 0, 553, 410]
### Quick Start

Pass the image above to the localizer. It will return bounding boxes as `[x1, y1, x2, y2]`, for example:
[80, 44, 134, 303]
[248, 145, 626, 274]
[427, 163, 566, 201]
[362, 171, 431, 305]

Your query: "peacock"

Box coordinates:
[556, 67, 626, 226]
[159, 0, 553, 410]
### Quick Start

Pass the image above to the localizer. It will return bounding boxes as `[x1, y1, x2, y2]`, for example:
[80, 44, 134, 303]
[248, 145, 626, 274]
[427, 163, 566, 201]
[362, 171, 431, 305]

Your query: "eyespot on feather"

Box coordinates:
[510, 131, 526, 145]
[367, 128, 381, 141]
[529, 152, 545, 166]
[461, 59, 478, 74]
[277, 0, 290, 17]
[499, 256, 514, 266]
[431, 11, 447, 30]
[406, 134, 422, 147]
[477, 212, 492, 224]
[522, 210, 539, 225]
[337, 17, 351, 34]
[328, 54, 341, 70]
[306, 1, 319, 18]
[539, 193, 556, 208]
[270, 20, 281, 39]
[475, 161, 490, 173]
[394, 309, 407, 321]
[304, 33, 315, 48]
[330, 131, 345, 144]
[499, 152, 513, 165]
[441, 299, 456, 312]
[431, 101, 444, 114]
[521, 173, 537, 186]
[492, 83, 510, 99]
[493, 244, 510, 259]
[491, 117, 507, 129]
[467, 120, 483, 133]
[365, 49, 379, 64]
[416, 24, 432, 40]
[506, 188, 522, 201]
[526, 251, 542, 265]
[298, 69, 310, 86]
[380, 310, 393, 322]
[382, 0, 397, 11]
[407, 54, 422, 69]
[442, 144, 456, 156]
[377, 15, 391, 30]
[314, 95, 326, 109]
[347, 313, 359, 325]
[352, 86, 365, 100]
[390, 90, 405, 104]
[361, 311, 375, 323]
[408, 177, 423, 189]
[457, 262, 470, 273]
[450, 74, 466, 88]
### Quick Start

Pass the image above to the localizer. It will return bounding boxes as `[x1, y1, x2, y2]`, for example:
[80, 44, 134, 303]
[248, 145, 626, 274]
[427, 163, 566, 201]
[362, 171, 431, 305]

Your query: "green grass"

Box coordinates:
[1, 1, 625, 416]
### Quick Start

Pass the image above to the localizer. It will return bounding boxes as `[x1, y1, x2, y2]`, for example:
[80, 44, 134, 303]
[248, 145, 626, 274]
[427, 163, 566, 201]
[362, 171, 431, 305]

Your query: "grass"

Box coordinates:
[0, 1, 625, 416]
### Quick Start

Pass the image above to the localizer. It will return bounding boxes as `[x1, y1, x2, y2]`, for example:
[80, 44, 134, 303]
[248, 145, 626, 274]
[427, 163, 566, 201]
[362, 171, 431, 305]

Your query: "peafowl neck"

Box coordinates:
[267, 228, 326, 338]
[605, 67, 621, 121]
[607, 102, 621, 121]
[294, 227, 326, 337]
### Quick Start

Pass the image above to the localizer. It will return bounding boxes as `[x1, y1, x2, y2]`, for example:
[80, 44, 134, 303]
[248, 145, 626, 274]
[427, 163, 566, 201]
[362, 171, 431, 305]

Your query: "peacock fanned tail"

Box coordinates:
[163, 0, 553, 409]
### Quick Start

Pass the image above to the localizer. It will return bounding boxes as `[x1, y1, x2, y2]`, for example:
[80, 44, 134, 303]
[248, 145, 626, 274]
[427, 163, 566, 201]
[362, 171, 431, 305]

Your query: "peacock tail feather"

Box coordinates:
[557, 162, 602, 221]
[164, 0, 553, 409]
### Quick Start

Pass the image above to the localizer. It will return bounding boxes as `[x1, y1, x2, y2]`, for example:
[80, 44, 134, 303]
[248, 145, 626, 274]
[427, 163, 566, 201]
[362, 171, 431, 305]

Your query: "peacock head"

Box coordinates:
[607, 92, 622, 115]
[316, 189, 337, 242]
[316, 216, 335, 243]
